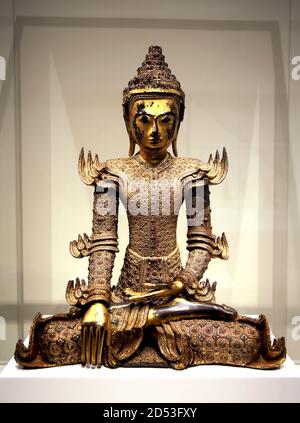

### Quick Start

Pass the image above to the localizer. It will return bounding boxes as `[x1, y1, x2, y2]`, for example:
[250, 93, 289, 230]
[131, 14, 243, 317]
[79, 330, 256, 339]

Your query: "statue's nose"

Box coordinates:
[150, 119, 160, 138]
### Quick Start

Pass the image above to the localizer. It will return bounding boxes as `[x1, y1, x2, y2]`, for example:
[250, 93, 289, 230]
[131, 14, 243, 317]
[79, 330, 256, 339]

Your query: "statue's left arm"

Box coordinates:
[175, 183, 228, 301]
[177, 184, 213, 286]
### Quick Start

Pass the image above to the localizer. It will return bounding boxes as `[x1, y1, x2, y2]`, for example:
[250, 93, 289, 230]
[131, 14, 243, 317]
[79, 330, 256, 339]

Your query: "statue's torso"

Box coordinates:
[106, 152, 203, 257]
[104, 152, 205, 300]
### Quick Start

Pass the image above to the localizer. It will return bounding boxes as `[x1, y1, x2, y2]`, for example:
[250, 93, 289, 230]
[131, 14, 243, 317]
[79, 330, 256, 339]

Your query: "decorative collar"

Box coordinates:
[133, 152, 173, 172]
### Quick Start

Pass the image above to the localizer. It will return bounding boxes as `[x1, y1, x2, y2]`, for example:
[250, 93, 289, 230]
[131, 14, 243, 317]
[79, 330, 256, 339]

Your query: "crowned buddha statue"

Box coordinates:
[15, 46, 286, 370]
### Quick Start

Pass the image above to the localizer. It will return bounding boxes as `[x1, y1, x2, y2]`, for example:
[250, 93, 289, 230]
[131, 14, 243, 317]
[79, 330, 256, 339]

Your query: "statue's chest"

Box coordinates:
[119, 167, 183, 216]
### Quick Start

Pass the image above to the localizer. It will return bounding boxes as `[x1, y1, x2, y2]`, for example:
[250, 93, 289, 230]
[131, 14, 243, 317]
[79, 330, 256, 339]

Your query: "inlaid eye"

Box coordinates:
[140, 115, 150, 123]
[161, 116, 172, 124]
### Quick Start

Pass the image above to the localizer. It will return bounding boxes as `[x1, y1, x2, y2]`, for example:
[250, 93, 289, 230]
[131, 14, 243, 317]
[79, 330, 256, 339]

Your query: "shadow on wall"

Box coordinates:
[0, 316, 6, 341]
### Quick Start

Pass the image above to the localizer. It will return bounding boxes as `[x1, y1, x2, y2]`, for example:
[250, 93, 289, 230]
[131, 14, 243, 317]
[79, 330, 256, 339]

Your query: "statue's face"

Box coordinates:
[129, 97, 180, 154]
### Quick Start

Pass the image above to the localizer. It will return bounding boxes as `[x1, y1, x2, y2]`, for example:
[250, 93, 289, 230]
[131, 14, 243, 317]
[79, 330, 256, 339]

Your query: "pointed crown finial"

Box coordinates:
[123, 45, 185, 121]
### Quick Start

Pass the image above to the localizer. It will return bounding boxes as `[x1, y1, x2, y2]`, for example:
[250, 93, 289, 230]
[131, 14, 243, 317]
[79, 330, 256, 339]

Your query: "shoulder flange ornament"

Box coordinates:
[78, 147, 106, 185]
[182, 147, 228, 187]
[200, 147, 228, 185]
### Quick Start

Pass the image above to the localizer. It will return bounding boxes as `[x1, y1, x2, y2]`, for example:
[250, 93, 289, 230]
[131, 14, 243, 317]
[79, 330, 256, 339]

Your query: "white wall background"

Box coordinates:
[288, 0, 300, 361]
[0, 0, 299, 364]
[0, 0, 18, 363]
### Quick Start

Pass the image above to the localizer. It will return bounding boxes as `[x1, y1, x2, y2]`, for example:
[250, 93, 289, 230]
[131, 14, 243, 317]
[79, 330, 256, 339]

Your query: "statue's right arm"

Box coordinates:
[81, 179, 119, 367]
[85, 180, 119, 306]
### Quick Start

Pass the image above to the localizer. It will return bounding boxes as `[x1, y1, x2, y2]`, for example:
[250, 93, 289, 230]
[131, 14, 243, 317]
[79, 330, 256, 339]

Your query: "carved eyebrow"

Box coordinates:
[160, 112, 175, 118]
[135, 111, 176, 117]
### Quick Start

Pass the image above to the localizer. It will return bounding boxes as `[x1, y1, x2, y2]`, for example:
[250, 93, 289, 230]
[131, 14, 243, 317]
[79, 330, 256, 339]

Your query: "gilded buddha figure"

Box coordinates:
[15, 46, 286, 370]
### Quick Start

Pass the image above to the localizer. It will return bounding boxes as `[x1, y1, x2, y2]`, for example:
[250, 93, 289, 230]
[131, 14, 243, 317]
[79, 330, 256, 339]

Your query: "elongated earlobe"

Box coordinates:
[129, 137, 136, 157]
[172, 138, 178, 157]
[126, 120, 136, 157]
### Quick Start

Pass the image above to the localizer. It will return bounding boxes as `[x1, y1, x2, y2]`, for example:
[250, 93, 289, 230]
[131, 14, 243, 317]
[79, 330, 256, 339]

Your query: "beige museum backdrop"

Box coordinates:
[0, 0, 299, 364]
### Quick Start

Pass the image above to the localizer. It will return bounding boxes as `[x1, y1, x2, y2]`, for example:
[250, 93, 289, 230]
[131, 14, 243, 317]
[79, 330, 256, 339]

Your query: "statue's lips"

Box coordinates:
[149, 138, 162, 144]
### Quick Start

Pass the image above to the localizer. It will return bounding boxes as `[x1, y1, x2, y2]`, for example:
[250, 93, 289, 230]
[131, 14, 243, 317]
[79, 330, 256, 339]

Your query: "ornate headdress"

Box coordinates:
[123, 46, 185, 156]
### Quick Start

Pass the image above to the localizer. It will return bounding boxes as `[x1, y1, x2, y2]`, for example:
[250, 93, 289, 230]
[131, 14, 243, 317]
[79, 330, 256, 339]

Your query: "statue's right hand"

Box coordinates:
[81, 302, 109, 368]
